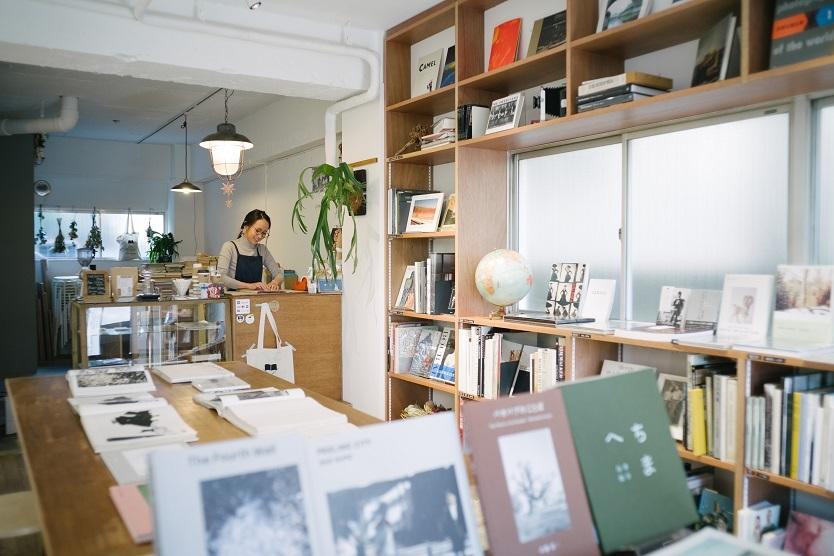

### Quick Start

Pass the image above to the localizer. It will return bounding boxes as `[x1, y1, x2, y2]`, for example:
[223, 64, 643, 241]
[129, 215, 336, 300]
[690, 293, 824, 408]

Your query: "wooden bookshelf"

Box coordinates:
[393, 230, 456, 239]
[384, 0, 834, 531]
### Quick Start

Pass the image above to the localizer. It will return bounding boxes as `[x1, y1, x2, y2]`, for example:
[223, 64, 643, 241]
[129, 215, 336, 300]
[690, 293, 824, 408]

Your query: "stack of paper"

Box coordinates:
[151, 362, 231, 384]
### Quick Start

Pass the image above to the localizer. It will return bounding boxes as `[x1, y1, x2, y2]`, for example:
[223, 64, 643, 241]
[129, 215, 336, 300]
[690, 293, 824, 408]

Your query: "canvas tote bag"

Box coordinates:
[117, 209, 142, 261]
[244, 302, 296, 382]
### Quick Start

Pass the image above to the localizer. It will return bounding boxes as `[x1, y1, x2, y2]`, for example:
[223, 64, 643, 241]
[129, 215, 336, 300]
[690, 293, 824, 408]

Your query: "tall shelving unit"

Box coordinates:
[384, 0, 834, 532]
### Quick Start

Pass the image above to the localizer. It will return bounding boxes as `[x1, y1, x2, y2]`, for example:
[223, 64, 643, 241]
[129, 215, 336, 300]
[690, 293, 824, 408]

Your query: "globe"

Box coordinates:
[474, 249, 533, 316]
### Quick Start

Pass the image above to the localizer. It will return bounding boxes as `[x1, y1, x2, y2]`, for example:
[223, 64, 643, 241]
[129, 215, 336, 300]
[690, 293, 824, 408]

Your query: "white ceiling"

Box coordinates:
[0, 0, 439, 144]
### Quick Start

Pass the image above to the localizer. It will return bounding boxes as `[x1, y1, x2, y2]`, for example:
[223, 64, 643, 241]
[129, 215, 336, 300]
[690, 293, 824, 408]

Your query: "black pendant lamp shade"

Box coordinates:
[172, 112, 202, 193]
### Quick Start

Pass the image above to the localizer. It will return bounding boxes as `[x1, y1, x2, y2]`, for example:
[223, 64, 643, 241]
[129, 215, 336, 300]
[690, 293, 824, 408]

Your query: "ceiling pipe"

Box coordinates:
[37, 0, 380, 166]
[0, 96, 79, 136]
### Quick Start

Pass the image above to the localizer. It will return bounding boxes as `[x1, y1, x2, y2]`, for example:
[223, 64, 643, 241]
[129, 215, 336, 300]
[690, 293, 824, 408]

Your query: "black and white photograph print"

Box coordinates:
[327, 465, 474, 555]
[559, 263, 577, 284]
[657, 286, 691, 327]
[599, 0, 648, 32]
[201, 465, 311, 556]
[485, 93, 523, 135]
[657, 373, 687, 441]
[77, 368, 149, 388]
[497, 427, 571, 544]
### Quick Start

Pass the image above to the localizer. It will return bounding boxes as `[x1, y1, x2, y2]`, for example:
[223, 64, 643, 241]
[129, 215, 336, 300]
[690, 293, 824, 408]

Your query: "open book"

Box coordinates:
[150, 412, 482, 555]
[66, 366, 155, 398]
[193, 387, 305, 412]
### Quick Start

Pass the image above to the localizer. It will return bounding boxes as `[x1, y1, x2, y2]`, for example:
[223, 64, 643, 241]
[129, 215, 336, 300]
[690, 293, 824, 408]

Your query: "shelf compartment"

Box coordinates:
[389, 309, 456, 323]
[460, 54, 834, 151]
[677, 444, 736, 472]
[386, 85, 456, 115]
[386, 0, 455, 44]
[460, 315, 571, 337]
[458, 45, 567, 95]
[391, 230, 456, 239]
[572, 0, 741, 59]
[389, 371, 456, 394]
[387, 143, 456, 165]
[746, 469, 834, 501]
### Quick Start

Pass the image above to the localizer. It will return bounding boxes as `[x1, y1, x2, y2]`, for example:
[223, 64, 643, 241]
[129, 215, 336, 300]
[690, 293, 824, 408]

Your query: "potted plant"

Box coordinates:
[291, 162, 364, 282]
[147, 231, 181, 263]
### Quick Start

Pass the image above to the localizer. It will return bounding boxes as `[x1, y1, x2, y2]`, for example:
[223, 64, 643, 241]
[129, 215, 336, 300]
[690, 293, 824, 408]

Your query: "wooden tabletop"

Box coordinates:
[5, 362, 378, 556]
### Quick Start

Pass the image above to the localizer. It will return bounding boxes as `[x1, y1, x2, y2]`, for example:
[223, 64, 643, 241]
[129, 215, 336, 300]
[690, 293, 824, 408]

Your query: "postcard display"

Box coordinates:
[151, 413, 482, 556]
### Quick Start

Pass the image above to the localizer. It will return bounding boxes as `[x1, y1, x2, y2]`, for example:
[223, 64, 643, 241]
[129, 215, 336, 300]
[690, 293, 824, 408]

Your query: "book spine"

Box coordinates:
[781, 377, 794, 476]
[726, 378, 737, 463]
[745, 400, 754, 468]
[691, 388, 707, 456]
[790, 391, 801, 479]
[811, 405, 824, 486]
[578, 92, 648, 112]
[771, 388, 782, 474]
[426, 256, 433, 315]
[764, 384, 774, 470]
[706, 375, 714, 456]
[578, 74, 627, 96]
[557, 339, 565, 382]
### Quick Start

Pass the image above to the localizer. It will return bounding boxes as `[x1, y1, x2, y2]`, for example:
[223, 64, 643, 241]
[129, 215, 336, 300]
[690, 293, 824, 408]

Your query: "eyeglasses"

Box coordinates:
[251, 227, 270, 238]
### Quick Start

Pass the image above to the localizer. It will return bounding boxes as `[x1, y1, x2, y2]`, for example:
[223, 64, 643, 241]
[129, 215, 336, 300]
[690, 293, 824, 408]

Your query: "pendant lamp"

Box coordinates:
[171, 112, 202, 193]
[199, 89, 253, 181]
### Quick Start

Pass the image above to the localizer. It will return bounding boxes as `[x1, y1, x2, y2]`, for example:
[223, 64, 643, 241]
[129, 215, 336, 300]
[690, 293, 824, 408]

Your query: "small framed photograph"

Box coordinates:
[439, 193, 457, 231]
[404, 192, 444, 233]
[485, 92, 524, 135]
[657, 373, 688, 441]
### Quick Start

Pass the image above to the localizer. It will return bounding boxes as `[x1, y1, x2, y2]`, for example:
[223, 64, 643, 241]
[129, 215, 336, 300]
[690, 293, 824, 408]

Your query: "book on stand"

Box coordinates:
[488, 18, 521, 71]
[411, 48, 443, 97]
[691, 13, 737, 87]
[770, 1, 834, 68]
[597, 0, 653, 33]
[526, 10, 567, 57]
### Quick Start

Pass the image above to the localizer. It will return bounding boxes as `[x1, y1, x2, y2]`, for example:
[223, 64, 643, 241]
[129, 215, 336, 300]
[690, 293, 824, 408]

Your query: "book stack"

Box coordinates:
[576, 71, 672, 113]
[393, 254, 455, 314]
[420, 117, 455, 149]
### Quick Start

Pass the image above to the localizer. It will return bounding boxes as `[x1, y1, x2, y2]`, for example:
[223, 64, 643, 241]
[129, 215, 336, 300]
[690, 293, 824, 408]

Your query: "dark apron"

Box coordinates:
[232, 242, 263, 283]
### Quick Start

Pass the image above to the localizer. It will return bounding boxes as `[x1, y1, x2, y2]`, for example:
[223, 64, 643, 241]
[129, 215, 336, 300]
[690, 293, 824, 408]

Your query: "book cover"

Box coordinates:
[485, 92, 524, 135]
[545, 262, 589, 319]
[690, 388, 707, 455]
[771, 1, 834, 68]
[657, 373, 688, 441]
[691, 13, 737, 86]
[110, 483, 153, 544]
[527, 10, 567, 57]
[438, 45, 455, 88]
[80, 404, 197, 453]
[66, 366, 156, 398]
[151, 362, 232, 384]
[697, 488, 733, 532]
[784, 510, 834, 555]
[773, 265, 834, 345]
[462, 389, 598, 555]
[191, 374, 250, 393]
[393, 265, 416, 310]
[715, 274, 775, 342]
[579, 278, 616, 322]
[559, 370, 698, 553]
[598, 0, 653, 32]
[411, 48, 444, 97]
[600, 360, 656, 377]
[488, 18, 521, 70]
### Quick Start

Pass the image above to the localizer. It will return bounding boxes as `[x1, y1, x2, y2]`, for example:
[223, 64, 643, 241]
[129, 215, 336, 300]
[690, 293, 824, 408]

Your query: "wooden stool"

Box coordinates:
[0, 491, 43, 555]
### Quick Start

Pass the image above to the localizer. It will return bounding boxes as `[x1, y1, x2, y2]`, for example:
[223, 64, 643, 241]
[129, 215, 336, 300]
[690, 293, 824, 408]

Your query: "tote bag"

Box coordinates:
[244, 302, 296, 382]
[117, 209, 142, 261]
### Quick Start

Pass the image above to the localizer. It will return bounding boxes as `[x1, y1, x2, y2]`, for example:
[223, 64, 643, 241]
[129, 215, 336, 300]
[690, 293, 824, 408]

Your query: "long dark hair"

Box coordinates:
[237, 209, 271, 238]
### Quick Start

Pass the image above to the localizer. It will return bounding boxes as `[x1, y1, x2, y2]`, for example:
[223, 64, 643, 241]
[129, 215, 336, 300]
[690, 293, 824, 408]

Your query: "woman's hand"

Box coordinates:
[250, 282, 269, 290]
[264, 279, 282, 291]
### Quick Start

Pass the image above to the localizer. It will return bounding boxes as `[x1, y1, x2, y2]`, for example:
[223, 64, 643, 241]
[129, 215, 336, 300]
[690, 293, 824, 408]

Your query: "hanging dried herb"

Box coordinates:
[52, 218, 66, 253]
[68, 218, 78, 241]
[35, 204, 46, 245]
[85, 208, 103, 255]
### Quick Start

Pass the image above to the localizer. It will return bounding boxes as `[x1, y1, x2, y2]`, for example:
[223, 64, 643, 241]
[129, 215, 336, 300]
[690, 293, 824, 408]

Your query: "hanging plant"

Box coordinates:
[85, 208, 103, 256]
[68, 218, 78, 242]
[52, 218, 66, 253]
[35, 204, 46, 245]
[146, 219, 154, 242]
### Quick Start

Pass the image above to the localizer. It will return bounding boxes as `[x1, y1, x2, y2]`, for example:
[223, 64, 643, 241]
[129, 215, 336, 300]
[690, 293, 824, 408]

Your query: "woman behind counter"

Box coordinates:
[218, 209, 283, 290]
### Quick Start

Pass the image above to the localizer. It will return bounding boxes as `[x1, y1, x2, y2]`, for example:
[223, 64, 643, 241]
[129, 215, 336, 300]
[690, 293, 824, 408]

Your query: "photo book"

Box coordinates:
[462, 387, 598, 555]
[650, 526, 787, 556]
[393, 265, 417, 311]
[80, 403, 198, 453]
[411, 48, 444, 97]
[190, 374, 251, 393]
[657, 372, 688, 441]
[151, 361, 232, 384]
[438, 45, 455, 88]
[193, 386, 305, 413]
[691, 13, 737, 87]
[488, 17, 521, 71]
[485, 92, 524, 135]
[545, 262, 589, 320]
[771, 1, 834, 68]
[559, 370, 698, 553]
[404, 192, 444, 233]
[221, 394, 354, 438]
[526, 10, 566, 57]
[68, 392, 163, 416]
[150, 412, 482, 555]
[67, 366, 156, 398]
[578, 278, 616, 324]
[613, 286, 720, 342]
[772, 264, 834, 345]
[597, 0, 653, 33]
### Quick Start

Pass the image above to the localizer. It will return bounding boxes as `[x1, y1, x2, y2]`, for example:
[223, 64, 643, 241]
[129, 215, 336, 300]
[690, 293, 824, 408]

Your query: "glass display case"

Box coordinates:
[71, 298, 230, 368]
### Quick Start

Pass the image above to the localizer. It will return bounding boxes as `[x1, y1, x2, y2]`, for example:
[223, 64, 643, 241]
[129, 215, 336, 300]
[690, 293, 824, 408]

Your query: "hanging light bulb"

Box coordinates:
[171, 112, 202, 193]
[199, 89, 253, 181]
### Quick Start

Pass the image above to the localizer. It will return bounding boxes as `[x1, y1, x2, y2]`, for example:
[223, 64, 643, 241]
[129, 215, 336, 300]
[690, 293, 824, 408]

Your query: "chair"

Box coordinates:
[0, 490, 43, 555]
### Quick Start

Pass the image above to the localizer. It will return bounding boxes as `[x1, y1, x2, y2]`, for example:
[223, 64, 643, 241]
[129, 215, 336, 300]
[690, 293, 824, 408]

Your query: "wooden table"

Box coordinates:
[5, 362, 378, 556]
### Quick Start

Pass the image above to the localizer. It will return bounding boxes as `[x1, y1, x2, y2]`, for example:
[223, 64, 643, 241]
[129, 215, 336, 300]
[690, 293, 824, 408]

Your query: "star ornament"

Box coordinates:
[225, 199, 233, 208]
[221, 182, 236, 196]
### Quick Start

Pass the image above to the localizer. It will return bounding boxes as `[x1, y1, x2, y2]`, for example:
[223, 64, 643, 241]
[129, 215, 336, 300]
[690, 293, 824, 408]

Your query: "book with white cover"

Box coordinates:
[191, 374, 250, 393]
[193, 387, 305, 412]
[222, 396, 348, 437]
[649, 526, 787, 555]
[151, 362, 232, 384]
[67, 366, 155, 398]
[68, 392, 160, 415]
[601, 360, 657, 376]
[772, 265, 834, 345]
[80, 404, 197, 453]
[101, 443, 188, 485]
[579, 278, 616, 322]
[150, 413, 481, 556]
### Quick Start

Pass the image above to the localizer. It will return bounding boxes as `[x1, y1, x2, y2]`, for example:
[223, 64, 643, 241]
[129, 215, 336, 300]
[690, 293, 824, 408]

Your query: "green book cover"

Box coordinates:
[560, 370, 698, 553]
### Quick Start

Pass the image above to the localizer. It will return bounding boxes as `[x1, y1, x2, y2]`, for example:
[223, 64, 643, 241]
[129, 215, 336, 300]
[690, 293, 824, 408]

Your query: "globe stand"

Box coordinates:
[489, 305, 508, 320]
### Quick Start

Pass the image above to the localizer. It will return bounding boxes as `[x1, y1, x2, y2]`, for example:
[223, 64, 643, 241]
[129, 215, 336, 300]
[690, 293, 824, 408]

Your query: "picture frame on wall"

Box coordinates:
[404, 192, 445, 233]
[485, 93, 524, 135]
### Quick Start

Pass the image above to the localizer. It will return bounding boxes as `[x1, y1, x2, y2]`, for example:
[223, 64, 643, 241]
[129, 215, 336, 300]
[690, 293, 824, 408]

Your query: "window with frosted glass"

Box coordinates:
[628, 113, 790, 321]
[515, 143, 622, 316]
[816, 99, 834, 263]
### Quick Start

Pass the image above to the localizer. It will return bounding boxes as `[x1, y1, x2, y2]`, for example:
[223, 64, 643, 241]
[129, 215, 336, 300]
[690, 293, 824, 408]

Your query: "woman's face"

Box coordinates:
[243, 218, 270, 244]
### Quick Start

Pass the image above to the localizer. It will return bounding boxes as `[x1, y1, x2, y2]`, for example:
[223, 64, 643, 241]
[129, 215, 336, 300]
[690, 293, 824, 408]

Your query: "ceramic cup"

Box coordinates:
[173, 278, 191, 298]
